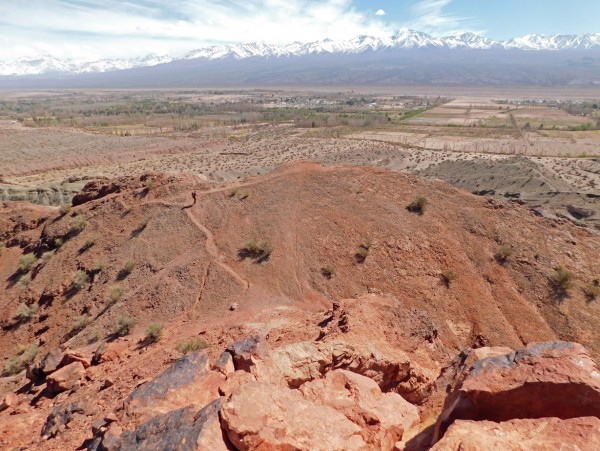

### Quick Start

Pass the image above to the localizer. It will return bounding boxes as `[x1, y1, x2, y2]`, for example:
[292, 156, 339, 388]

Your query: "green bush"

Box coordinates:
[582, 283, 600, 301]
[71, 315, 90, 334]
[2, 344, 38, 376]
[107, 285, 125, 305]
[121, 259, 136, 275]
[42, 250, 55, 261]
[495, 244, 513, 263]
[551, 265, 575, 292]
[70, 214, 87, 233]
[144, 178, 156, 190]
[406, 196, 429, 215]
[321, 264, 335, 279]
[72, 270, 90, 290]
[80, 234, 98, 252]
[440, 270, 457, 287]
[146, 323, 165, 342]
[116, 315, 136, 336]
[14, 303, 38, 322]
[175, 337, 208, 355]
[18, 274, 31, 288]
[241, 240, 273, 260]
[54, 237, 64, 248]
[19, 253, 36, 273]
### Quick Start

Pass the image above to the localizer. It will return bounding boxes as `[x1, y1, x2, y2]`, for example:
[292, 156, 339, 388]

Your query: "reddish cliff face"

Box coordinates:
[1, 163, 599, 449]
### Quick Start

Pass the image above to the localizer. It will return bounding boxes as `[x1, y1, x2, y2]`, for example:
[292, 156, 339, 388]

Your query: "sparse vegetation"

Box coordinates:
[144, 178, 156, 190]
[121, 259, 136, 276]
[71, 315, 90, 334]
[116, 314, 136, 336]
[321, 264, 335, 279]
[18, 274, 31, 288]
[582, 283, 600, 301]
[72, 269, 90, 290]
[93, 261, 105, 272]
[138, 217, 149, 230]
[18, 253, 36, 273]
[14, 302, 38, 322]
[42, 250, 55, 261]
[240, 240, 273, 261]
[58, 204, 72, 216]
[440, 270, 457, 287]
[88, 329, 103, 343]
[175, 337, 208, 354]
[2, 344, 38, 376]
[495, 244, 513, 263]
[70, 214, 87, 233]
[406, 196, 429, 215]
[551, 265, 575, 292]
[80, 234, 98, 252]
[0, 242, 4, 256]
[107, 284, 125, 305]
[145, 323, 165, 342]
[355, 240, 371, 263]
[54, 237, 64, 248]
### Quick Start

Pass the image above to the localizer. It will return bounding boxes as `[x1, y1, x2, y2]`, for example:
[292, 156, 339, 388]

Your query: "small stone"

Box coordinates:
[229, 303, 238, 311]
[101, 378, 114, 390]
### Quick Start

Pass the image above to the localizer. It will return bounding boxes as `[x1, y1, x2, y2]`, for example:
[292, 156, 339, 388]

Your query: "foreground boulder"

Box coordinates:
[124, 352, 224, 424]
[41, 401, 94, 439]
[221, 381, 367, 450]
[269, 339, 432, 403]
[46, 361, 85, 394]
[117, 399, 227, 451]
[431, 417, 600, 450]
[300, 370, 419, 449]
[434, 342, 600, 441]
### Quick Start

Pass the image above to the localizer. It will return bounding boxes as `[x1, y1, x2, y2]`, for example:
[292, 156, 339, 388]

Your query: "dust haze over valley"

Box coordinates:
[2, 4, 600, 450]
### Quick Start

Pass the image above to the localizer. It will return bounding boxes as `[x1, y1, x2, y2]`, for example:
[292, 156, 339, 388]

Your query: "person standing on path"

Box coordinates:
[192, 190, 197, 205]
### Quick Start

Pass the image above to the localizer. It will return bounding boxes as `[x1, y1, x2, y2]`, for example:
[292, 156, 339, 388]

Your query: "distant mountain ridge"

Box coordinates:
[2, 29, 600, 76]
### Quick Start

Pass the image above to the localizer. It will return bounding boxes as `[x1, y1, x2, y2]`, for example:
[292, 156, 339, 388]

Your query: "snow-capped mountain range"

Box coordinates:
[2, 30, 599, 76]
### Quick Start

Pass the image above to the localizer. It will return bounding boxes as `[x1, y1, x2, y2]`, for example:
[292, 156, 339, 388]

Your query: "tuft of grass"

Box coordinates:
[227, 188, 239, 198]
[144, 178, 156, 190]
[42, 250, 55, 262]
[121, 259, 136, 276]
[175, 337, 208, 355]
[58, 204, 72, 216]
[2, 344, 38, 376]
[551, 265, 575, 292]
[54, 237, 64, 248]
[107, 285, 125, 305]
[80, 234, 98, 252]
[138, 217, 149, 230]
[406, 196, 429, 215]
[18, 253, 36, 273]
[93, 261, 105, 272]
[145, 323, 165, 343]
[440, 270, 457, 287]
[70, 214, 87, 233]
[116, 314, 136, 336]
[18, 273, 31, 288]
[71, 315, 90, 334]
[355, 241, 371, 263]
[88, 329, 103, 344]
[241, 240, 273, 261]
[495, 244, 513, 263]
[321, 264, 335, 279]
[72, 270, 90, 290]
[0, 242, 4, 256]
[582, 283, 600, 301]
[14, 303, 38, 322]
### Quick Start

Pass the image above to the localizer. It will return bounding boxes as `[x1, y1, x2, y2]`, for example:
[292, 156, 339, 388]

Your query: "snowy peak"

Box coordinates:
[0, 54, 173, 76]
[2, 30, 599, 76]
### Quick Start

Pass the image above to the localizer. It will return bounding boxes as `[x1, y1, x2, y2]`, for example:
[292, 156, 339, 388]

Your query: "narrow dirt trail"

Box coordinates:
[184, 208, 250, 291]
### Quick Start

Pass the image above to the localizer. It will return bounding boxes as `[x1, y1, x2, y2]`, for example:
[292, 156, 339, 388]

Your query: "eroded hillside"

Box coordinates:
[1, 163, 599, 449]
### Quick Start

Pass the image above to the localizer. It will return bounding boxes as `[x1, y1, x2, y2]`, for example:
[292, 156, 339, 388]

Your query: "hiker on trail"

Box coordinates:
[192, 190, 197, 205]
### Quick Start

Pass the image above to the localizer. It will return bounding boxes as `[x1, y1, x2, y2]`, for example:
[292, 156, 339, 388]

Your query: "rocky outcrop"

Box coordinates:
[300, 370, 419, 449]
[124, 352, 224, 423]
[434, 342, 600, 442]
[71, 179, 121, 206]
[46, 361, 85, 394]
[41, 401, 94, 439]
[221, 381, 367, 450]
[269, 339, 433, 403]
[431, 417, 600, 450]
[118, 399, 228, 451]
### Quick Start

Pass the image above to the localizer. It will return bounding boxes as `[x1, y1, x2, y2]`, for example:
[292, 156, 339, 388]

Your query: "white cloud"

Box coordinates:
[0, 0, 392, 61]
[408, 0, 478, 36]
[375, 9, 386, 16]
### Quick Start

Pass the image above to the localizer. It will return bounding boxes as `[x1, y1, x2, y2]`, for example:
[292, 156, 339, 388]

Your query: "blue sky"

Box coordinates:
[1, 0, 598, 61]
